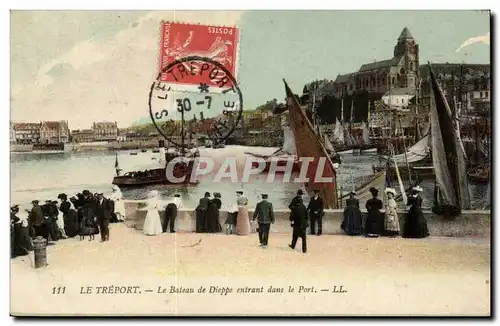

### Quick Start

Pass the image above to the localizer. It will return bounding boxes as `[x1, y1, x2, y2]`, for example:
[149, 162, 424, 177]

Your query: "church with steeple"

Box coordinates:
[331, 27, 419, 99]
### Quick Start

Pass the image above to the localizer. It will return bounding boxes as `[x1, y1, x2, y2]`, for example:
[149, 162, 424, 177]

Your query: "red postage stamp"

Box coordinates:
[158, 21, 239, 89]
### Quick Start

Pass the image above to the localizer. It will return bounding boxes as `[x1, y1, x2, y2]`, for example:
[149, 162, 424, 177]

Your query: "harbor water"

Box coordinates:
[10, 145, 488, 211]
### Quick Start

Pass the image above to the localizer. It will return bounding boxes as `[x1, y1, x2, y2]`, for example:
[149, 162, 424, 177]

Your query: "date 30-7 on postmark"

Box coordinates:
[149, 21, 242, 147]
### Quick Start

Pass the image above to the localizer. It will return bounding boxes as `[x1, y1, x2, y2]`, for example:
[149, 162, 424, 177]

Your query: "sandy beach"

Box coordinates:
[11, 223, 490, 316]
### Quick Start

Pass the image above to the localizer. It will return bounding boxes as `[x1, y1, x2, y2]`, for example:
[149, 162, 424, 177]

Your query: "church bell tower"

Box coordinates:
[393, 27, 419, 91]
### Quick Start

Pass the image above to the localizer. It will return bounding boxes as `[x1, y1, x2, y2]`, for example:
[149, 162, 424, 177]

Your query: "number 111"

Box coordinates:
[52, 286, 66, 294]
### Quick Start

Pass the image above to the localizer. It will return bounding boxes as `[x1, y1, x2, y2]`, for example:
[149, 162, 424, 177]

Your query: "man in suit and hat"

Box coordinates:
[253, 193, 275, 248]
[307, 189, 324, 236]
[94, 192, 112, 242]
[195, 192, 211, 233]
[28, 200, 46, 241]
[164, 194, 182, 233]
[42, 200, 59, 242]
[288, 192, 308, 253]
[289, 189, 304, 210]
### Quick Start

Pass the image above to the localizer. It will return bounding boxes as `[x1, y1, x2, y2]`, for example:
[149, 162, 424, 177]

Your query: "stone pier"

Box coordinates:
[123, 201, 490, 238]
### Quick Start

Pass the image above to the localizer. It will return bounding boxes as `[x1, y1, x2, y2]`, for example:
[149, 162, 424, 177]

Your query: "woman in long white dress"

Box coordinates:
[110, 185, 126, 221]
[142, 190, 163, 236]
[384, 188, 400, 237]
[56, 199, 68, 239]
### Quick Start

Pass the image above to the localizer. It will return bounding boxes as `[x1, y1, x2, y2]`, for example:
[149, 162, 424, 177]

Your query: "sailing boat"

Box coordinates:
[245, 121, 301, 173]
[359, 121, 378, 154]
[331, 118, 345, 144]
[283, 79, 339, 208]
[329, 99, 355, 154]
[428, 63, 471, 216]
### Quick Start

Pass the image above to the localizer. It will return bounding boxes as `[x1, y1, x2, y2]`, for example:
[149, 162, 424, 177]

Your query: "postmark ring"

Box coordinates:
[148, 55, 244, 148]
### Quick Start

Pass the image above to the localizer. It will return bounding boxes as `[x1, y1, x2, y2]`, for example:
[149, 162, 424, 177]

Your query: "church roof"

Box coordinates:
[398, 27, 413, 40]
[382, 87, 416, 96]
[358, 58, 397, 72]
[334, 73, 353, 83]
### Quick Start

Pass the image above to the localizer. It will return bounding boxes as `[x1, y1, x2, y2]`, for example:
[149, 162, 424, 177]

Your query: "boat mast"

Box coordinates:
[180, 106, 185, 156]
[341, 97, 344, 123]
[312, 80, 321, 136]
[399, 116, 413, 185]
[349, 99, 354, 136]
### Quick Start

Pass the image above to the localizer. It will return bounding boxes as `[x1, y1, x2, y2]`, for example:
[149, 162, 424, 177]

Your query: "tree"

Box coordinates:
[255, 99, 278, 112]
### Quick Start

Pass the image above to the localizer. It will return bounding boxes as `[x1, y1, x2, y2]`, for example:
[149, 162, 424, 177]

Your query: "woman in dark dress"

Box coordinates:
[403, 186, 430, 238]
[341, 191, 363, 235]
[195, 192, 211, 233]
[206, 193, 222, 233]
[11, 205, 33, 258]
[77, 199, 99, 237]
[365, 187, 384, 237]
[58, 193, 78, 238]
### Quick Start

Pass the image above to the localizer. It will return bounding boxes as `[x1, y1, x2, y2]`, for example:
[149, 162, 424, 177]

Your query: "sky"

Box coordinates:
[10, 10, 490, 129]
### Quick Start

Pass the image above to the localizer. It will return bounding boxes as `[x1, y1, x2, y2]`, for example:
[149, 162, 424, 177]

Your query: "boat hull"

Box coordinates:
[359, 146, 378, 154]
[467, 174, 490, 184]
[372, 165, 435, 180]
[112, 177, 199, 187]
[337, 146, 378, 155]
[260, 159, 302, 173]
[337, 148, 354, 155]
[112, 159, 199, 188]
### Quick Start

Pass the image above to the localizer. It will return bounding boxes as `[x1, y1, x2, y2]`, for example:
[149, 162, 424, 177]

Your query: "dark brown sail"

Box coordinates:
[283, 79, 339, 208]
[428, 64, 471, 215]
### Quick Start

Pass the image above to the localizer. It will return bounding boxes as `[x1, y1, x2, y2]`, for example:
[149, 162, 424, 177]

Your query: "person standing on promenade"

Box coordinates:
[142, 190, 163, 236]
[109, 185, 126, 222]
[95, 193, 112, 242]
[95, 192, 112, 241]
[253, 193, 275, 248]
[164, 194, 182, 233]
[58, 193, 78, 238]
[11, 205, 33, 258]
[206, 193, 222, 233]
[53, 200, 68, 239]
[307, 189, 324, 236]
[225, 202, 238, 235]
[384, 188, 400, 237]
[341, 191, 363, 236]
[42, 200, 59, 242]
[195, 192, 211, 233]
[403, 186, 430, 238]
[364, 187, 384, 238]
[78, 190, 99, 239]
[288, 194, 308, 253]
[236, 190, 251, 235]
[289, 189, 304, 210]
[28, 200, 47, 242]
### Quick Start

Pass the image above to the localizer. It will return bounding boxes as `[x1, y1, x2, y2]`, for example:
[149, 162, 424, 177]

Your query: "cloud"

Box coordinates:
[455, 31, 490, 52]
[11, 11, 244, 129]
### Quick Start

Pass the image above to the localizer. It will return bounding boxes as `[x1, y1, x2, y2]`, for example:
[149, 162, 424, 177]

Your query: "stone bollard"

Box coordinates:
[33, 236, 48, 268]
